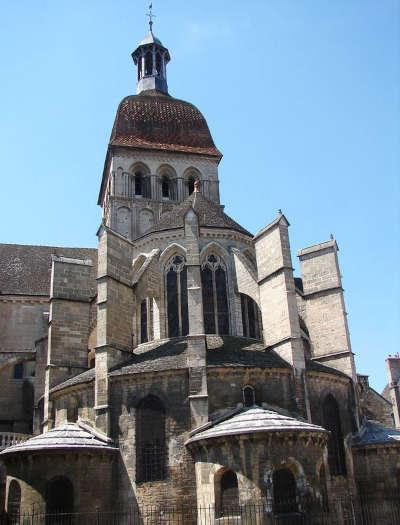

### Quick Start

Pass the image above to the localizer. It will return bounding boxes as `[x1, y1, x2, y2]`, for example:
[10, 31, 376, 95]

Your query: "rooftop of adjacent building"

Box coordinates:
[0, 243, 97, 296]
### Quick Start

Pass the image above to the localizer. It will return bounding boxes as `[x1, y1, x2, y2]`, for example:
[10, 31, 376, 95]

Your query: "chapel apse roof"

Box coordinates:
[306, 359, 350, 379]
[50, 336, 290, 393]
[0, 244, 98, 296]
[0, 423, 117, 456]
[109, 90, 222, 158]
[352, 420, 400, 448]
[187, 406, 328, 444]
[150, 192, 252, 237]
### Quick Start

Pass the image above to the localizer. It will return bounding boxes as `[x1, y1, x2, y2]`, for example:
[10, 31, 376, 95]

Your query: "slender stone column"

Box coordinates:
[184, 189, 208, 428]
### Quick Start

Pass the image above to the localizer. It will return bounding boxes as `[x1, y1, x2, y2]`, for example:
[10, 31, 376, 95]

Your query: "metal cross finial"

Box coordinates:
[147, 3, 156, 32]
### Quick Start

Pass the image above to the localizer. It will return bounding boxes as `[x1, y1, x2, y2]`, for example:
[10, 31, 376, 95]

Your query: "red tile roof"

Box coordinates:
[109, 90, 222, 158]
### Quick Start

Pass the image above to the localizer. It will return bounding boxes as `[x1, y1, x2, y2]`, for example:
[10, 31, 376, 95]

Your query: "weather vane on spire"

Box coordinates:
[147, 3, 156, 32]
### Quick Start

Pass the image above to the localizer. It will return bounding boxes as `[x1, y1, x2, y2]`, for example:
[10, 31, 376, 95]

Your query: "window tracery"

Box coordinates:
[166, 255, 189, 337]
[201, 254, 229, 335]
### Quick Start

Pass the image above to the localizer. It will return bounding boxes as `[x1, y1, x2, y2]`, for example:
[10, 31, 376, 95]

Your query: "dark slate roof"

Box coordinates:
[306, 359, 350, 379]
[0, 244, 97, 296]
[51, 336, 292, 392]
[109, 338, 188, 377]
[110, 90, 222, 158]
[0, 423, 117, 456]
[206, 336, 291, 369]
[152, 192, 252, 237]
[187, 407, 327, 444]
[50, 368, 95, 393]
[352, 420, 400, 447]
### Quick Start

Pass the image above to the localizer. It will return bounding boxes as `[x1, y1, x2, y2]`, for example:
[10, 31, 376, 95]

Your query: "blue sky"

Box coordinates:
[0, 1, 398, 392]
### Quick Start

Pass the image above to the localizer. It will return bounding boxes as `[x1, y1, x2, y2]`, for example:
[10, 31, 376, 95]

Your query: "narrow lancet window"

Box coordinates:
[166, 255, 189, 337]
[136, 396, 166, 482]
[140, 299, 148, 344]
[323, 394, 347, 476]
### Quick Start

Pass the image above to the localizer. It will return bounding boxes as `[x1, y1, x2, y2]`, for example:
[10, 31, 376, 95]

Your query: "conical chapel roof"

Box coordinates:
[186, 407, 328, 444]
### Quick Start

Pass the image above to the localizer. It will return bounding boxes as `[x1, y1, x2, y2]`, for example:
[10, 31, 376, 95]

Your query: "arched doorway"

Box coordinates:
[46, 476, 74, 515]
[220, 470, 239, 516]
[273, 468, 298, 515]
[7, 479, 21, 518]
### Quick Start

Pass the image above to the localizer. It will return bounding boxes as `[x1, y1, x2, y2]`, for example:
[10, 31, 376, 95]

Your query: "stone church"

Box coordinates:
[1, 22, 399, 523]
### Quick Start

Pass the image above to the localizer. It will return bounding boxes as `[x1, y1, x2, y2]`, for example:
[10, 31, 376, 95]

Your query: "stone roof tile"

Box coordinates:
[352, 420, 400, 447]
[306, 359, 349, 379]
[206, 336, 291, 369]
[152, 192, 252, 237]
[0, 423, 117, 456]
[187, 406, 327, 444]
[0, 244, 97, 296]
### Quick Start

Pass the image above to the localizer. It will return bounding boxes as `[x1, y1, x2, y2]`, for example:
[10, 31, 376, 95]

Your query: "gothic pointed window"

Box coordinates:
[323, 394, 347, 476]
[136, 396, 166, 482]
[273, 468, 298, 514]
[201, 254, 229, 335]
[162, 176, 170, 198]
[240, 294, 262, 340]
[166, 255, 189, 338]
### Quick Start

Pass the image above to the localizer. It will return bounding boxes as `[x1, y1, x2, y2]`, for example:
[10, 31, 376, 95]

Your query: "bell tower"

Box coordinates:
[131, 7, 170, 94]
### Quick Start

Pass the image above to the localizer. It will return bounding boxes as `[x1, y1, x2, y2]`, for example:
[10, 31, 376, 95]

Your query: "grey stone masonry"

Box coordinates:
[184, 203, 208, 428]
[44, 256, 94, 430]
[386, 355, 400, 428]
[254, 213, 308, 418]
[95, 226, 135, 435]
[298, 239, 357, 382]
[254, 213, 305, 371]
